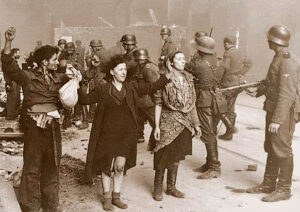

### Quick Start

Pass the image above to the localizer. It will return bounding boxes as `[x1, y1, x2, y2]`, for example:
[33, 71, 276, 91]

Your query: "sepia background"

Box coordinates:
[1, 0, 300, 81]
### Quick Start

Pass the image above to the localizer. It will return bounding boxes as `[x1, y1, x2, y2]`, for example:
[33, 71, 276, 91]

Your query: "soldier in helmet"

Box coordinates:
[216, 35, 252, 140]
[86, 39, 110, 68]
[65, 42, 89, 129]
[186, 31, 208, 71]
[246, 25, 299, 202]
[159, 27, 177, 69]
[189, 36, 226, 179]
[84, 39, 110, 122]
[75, 39, 85, 68]
[132, 48, 161, 147]
[57, 39, 67, 51]
[120, 34, 139, 81]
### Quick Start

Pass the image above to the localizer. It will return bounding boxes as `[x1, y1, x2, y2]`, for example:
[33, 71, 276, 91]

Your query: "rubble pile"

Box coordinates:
[0, 140, 23, 155]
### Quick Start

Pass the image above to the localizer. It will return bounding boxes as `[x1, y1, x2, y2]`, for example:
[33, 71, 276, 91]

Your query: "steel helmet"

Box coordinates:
[120, 34, 137, 45]
[267, 25, 290, 47]
[65, 42, 75, 51]
[133, 48, 149, 60]
[160, 27, 171, 36]
[195, 36, 215, 54]
[90, 40, 103, 47]
[58, 39, 67, 45]
[194, 31, 208, 39]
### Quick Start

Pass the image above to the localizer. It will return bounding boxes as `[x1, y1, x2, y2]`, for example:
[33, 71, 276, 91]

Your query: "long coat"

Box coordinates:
[78, 75, 170, 183]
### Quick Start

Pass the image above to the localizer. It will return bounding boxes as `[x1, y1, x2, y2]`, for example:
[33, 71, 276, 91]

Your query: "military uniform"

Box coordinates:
[192, 54, 223, 172]
[159, 37, 177, 69]
[257, 48, 299, 158]
[221, 47, 252, 127]
[123, 48, 139, 81]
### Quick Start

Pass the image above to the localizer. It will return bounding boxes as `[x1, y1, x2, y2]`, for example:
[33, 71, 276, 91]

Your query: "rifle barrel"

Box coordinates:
[215, 81, 262, 93]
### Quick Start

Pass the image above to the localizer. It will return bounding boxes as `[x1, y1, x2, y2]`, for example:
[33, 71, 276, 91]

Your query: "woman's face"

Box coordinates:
[110, 63, 127, 82]
[173, 53, 186, 71]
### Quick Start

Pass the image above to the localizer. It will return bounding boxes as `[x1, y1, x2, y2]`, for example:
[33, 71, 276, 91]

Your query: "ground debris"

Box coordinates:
[61, 130, 80, 141]
[0, 140, 23, 155]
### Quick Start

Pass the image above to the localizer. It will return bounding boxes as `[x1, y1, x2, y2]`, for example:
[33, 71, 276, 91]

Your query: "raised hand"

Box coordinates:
[5, 27, 16, 41]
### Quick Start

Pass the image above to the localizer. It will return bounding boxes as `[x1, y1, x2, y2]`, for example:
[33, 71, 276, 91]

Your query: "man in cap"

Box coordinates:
[217, 35, 252, 140]
[246, 25, 300, 202]
[132, 48, 161, 147]
[189, 36, 226, 179]
[159, 27, 177, 69]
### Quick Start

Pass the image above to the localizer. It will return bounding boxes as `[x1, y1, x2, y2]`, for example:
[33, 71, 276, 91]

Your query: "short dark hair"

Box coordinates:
[107, 55, 125, 71]
[58, 51, 69, 61]
[11, 48, 20, 55]
[33, 45, 59, 66]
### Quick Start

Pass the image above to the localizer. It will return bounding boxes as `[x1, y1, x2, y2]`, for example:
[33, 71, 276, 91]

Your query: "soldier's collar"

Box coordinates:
[276, 47, 289, 57]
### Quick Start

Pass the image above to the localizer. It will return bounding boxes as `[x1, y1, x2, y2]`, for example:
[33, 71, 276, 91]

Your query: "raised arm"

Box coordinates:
[78, 85, 103, 105]
[1, 28, 28, 86]
[132, 73, 171, 96]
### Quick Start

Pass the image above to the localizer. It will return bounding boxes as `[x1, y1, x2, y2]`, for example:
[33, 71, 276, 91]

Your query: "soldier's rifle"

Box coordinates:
[215, 80, 264, 94]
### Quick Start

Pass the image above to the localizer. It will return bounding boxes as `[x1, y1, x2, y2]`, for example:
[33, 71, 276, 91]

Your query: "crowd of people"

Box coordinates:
[0, 23, 299, 212]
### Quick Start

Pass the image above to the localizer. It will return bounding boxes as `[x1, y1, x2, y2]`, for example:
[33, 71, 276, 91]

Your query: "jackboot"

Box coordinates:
[62, 108, 72, 130]
[166, 164, 185, 198]
[193, 144, 210, 173]
[112, 192, 128, 209]
[218, 115, 234, 141]
[247, 154, 278, 194]
[153, 169, 165, 201]
[72, 103, 82, 121]
[262, 157, 293, 202]
[197, 142, 221, 179]
[78, 105, 89, 130]
[103, 192, 114, 211]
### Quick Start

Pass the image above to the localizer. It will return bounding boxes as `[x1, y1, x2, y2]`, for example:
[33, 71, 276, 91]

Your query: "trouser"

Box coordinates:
[264, 111, 295, 158]
[19, 118, 61, 211]
[6, 81, 21, 118]
[264, 110, 296, 191]
[225, 91, 238, 126]
[197, 107, 221, 170]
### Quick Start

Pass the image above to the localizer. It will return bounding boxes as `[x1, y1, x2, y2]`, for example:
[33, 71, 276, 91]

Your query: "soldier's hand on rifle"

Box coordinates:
[268, 122, 280, 134]
[5, 27, 16, 41]
[246, 87, 258, 97]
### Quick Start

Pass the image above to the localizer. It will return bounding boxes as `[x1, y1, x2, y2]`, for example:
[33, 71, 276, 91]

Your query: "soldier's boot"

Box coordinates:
[193, 144, 210, 173]
[72, 103, 82, 121]
[103, 192, 114, 211]
[112, 192, 128, 209]
[87, 103, 96, 123]
[218, 115, 234, 141]
[247, 154, 278, 194]
[78, 106, 89, 130]
[232, 117, 238, 134]
[62, 108, 72, 130]
[166, 164, 185, 198]
[197, 142, 221, 179]
[152, 169, 165, 201]
[262, 157, 293, 202]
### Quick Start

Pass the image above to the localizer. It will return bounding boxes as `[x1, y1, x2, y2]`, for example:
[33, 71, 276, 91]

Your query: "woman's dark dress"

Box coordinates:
[93, 85, 137, 176]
